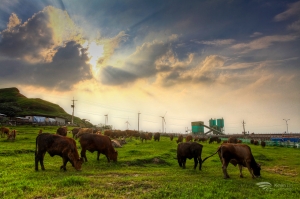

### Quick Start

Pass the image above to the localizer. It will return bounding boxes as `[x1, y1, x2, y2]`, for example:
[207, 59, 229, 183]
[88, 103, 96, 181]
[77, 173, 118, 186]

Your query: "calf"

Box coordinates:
[79, 133, 118, 162]
[202, 143, 261, 179]
[177, 142, 203, 170]
[35, 133, 83, 171]
[0, 127, 9, 138]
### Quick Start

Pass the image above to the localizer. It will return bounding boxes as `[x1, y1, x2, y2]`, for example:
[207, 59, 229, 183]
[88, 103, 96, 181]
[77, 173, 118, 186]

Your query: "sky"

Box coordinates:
[0, 0, 299, 134]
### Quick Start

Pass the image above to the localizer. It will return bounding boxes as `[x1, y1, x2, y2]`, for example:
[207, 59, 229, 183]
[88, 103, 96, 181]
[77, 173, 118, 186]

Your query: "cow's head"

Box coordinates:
[253, 163, 261, 177]
[110, 150, 118, 162]
[73, 157, 84, 171]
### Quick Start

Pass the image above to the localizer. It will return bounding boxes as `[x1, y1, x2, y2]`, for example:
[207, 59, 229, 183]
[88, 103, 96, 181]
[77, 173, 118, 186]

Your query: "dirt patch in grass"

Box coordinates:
[265, 166, 298, 177]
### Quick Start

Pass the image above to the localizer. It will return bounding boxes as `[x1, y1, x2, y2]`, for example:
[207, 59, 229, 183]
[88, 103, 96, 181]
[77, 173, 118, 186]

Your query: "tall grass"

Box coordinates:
[0, 126, 299, 198]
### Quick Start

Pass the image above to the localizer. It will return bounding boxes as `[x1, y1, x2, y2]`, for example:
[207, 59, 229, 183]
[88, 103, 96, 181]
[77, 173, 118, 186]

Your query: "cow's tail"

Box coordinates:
[202, 146, 221, 163]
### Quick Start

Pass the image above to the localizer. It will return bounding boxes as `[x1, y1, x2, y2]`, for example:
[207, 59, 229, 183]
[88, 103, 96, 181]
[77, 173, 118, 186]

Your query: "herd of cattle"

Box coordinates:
[1, 126, 262, 179]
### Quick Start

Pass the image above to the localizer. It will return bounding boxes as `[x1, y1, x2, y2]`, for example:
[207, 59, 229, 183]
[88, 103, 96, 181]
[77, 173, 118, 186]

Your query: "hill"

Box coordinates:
[0, 87, 90, 126]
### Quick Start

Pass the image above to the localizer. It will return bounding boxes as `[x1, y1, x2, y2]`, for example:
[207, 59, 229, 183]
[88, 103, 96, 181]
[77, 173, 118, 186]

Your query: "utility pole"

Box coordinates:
[242, 120, 246, 135]
[138, 112, 141, 132]
[283, 119, 290, 133]
[71, 97, 77, 124]
[104, 114, 108, 126]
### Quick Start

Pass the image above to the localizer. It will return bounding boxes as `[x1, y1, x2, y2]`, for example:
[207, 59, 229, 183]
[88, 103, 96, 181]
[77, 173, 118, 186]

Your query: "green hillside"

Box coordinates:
[0, 87, 90, 126]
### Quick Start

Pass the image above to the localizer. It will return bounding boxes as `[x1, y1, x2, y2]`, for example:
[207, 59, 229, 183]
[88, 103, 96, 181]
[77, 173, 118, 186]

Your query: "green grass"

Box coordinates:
[0, 126, 299, 198]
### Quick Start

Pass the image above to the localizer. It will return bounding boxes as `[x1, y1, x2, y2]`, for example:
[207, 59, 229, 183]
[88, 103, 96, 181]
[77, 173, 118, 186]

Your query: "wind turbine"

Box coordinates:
[125, 117, 131, 130]
[160, 111, 167, 133]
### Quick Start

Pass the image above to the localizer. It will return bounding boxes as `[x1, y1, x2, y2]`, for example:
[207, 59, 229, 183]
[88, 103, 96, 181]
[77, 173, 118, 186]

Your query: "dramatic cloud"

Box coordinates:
[274, 1, 300, 21]
[0, 41, 92, 90]
[231, 35, 298, 52]
[196, 39, 235, 46]
[0, 6, 83, 63]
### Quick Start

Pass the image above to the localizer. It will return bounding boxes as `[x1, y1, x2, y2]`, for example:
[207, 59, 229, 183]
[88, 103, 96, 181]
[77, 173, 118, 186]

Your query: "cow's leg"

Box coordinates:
[238, 164, 244, 178]
[105, 154, 110, 163]
[193, 157, 198, 169]
[35, 152, 40, 171]
[60, 157, 68, 171]
[40, 152, 46, 170]
[182, 158, 186, 169]
[97, 151, 100, 161]
[81, 148, 88, 162]
[198, 156, 202, 170]
[178, 159, 182, 167]
[246, 161, 255, 178]
[222, 158, 230, 179]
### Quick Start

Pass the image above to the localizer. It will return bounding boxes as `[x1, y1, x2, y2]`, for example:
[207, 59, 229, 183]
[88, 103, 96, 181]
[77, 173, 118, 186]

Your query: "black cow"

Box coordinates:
[177, 142, 203, 170]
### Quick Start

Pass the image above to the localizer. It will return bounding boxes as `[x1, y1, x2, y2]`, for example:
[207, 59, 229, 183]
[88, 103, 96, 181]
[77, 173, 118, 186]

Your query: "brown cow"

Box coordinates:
[261, 141, 266, 148]
[7, 130, 16, 141]
[75, 128, 93, 139]
[71, 127, 81, 138]
[202, 143, 261, 179]
[154, 133, 160, 141]
[176, 135, 183, 143]
[140, 133, 150, 142]
[228, 137, 238, 143]
[253, 140, 259, 145]
[38, 129, 43, 134]
[56, 126, 68, 136]
[35, 133, 83, 171]
[79, 133, 118, 162]
[186, 135, 193, 142]
[177, 142, 203, 170]
[0, 127, 9, 138]
[169, 134, 174, 141]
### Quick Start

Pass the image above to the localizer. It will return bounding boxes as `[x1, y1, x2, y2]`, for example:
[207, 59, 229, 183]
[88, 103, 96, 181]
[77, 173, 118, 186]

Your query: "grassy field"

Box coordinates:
[0, 126, 299, 199]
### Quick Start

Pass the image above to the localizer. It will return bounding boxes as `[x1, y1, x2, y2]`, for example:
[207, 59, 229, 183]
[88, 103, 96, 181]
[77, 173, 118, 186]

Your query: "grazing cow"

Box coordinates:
[261, 141, 266, 148]
[154, 133, 160, 141]
[7, 130, 16, 141]
[202, 143, 261, 179]
[79, 133, 118, 162]
[169, 134, 174, 141]
[176, 135, 183, 143]
[0, 127, 9, 138]
[56, 126, 68, 136]
[228, 137, 238, 143]
[199, 137, 208, 142]
[147, 132, 153, 140]
[177, 142, 203, 170]
[194, 136, 200, 142]
[140, 133, 150, 142]
[186, 135, 193, 142]
[71, 127, 81, 138]
[35, 133, 83, 171]
[75, 128, 93, 139]
[209, 136, 221, 144]
[253, 140, 259, 145]
[250, 139, 254, 144]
